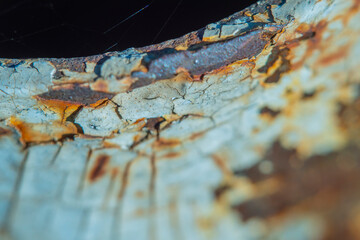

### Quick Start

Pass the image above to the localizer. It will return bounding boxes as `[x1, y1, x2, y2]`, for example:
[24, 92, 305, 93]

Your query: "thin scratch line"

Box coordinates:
[152, 0, 183, 44]
[104, 4, 151, 34]
[103, 42, 118, 53]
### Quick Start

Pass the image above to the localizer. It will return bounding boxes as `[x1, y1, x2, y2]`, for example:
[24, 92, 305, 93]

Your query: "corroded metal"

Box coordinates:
[1, 0, 360, 240]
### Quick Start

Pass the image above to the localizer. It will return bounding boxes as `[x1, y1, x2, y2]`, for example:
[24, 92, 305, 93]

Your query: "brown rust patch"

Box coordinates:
[214, 184, 231, 200]
[232, 141, 360, 240]
[48, 53, 117, 73]
[35, 84, 114, 120]
[338, 95, 360, 146]
[260, 106, 281, 118]
[131, 27, 282, 88]
[88, 155, 110, 182]
[144, 117, 165, 131]
[301, 89, 318, 99]
[35, 84, 115, 106]
[8, 117, 78, 145]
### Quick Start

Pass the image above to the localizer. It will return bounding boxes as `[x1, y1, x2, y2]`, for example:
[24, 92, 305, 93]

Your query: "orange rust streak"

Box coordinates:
[8, 117, 78, 145]
[153, 138, 181, 150]
[149, 154, 157, 195]
[189, 131, 205, 141]
[118, 160, 133, 199]
[342, 0, 360, 25]
[160, 152, 181, 159]
[318, 45, 350, 66]
[212, 154, 232, 177]
[285, 20, 328, 71]
[133, 118, 146, 125]
[89, 98, 109, 108]
[88, 155, 110, 182]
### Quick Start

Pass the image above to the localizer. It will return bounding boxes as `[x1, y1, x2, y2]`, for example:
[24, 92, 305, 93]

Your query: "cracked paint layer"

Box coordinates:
[1, 0, 360, 240]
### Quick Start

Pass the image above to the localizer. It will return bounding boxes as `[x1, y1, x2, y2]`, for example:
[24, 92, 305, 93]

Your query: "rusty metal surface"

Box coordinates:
[1, 0, 360, 239]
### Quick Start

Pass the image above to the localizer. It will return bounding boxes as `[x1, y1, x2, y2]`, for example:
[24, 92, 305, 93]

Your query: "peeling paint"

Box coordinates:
[1, 0, 360, 239]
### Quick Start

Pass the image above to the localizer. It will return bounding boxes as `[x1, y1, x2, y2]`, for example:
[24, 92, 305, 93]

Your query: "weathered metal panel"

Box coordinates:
[1, 0, 360, 239]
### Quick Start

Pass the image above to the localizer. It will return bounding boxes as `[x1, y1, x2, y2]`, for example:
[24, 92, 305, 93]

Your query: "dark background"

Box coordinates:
[0, 0, 257, 58]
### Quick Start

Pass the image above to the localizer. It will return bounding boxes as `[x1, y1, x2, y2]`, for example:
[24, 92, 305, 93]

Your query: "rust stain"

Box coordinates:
[212, 154, 232, 177]
[342, 0, 360, 25]
[348, 206, 360, 240]
[160, 152, 181, 159]
[153, 138, 181, 150]
[49, 52, 117, 73]
[291, 20, 328, 70]
[131, 26, 283, 89]
[133, 208, 146, 217]
[103, 141, 121, 149]
[318, 44, 350, 66]
[214, 184, 231, 200]
[133, 118, 146, 125]
[208, 59, 255, 78]
[259, 106, 281, 120]
[338, 95, 360, 146]
[149, 153, 157, 196]
[37, 99, 82, 121]
[259, 46, 291, 84]
[88, 154, 110, 182]
[135, 191, 145, 198]
[132, 133, 146, 145]
[118, 160, 133, 199]
[35, 84, 114, 121]
[301, 89, 318, 99]
[0, 127, 11, 136]
[111, 167, 119, 180]
[129, 118, 147, 131]
[35, 84, 114, 106]
[189, 131, 206, 141]
[232, 141, 360, 240]
[90, 79, 109, 92]
[144, 117, 165, 131]
[8, 117, 78, 145]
